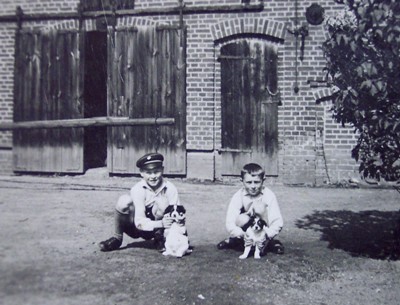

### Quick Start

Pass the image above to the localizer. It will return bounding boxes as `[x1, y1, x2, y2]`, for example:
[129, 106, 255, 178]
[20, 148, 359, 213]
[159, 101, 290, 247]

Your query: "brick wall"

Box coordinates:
[0, 0, 360, 183]
[0, 23, 14, 148]
[323, 104, 360, 182]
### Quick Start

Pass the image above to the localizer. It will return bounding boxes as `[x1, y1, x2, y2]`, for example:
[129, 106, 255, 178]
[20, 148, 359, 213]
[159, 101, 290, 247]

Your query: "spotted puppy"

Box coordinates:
[239, 215, 267, 259]
[162, 204, 190, 258]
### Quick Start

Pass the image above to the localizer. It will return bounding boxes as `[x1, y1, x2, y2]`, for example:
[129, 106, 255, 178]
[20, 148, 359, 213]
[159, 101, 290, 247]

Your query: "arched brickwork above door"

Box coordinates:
[211, 18, 287, 43]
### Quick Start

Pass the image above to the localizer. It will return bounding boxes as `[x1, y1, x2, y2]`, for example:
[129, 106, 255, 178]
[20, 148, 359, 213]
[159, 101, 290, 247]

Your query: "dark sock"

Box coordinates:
[113, 210, 131, 241]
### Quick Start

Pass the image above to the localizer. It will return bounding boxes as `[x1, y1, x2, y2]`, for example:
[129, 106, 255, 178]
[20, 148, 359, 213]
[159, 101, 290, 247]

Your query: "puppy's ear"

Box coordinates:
[242, 215, 254, 232]
[164, 205, 174, 215]
[176, 205, 186, 214]
[259, 218, 267, 228]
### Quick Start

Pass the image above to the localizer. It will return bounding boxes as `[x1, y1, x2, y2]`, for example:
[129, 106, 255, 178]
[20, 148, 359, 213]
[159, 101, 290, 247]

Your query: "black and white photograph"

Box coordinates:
[0, 1, 399, 304]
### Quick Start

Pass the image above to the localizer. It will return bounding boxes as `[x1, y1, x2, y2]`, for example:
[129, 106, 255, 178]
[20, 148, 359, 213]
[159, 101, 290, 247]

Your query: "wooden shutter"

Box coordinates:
[220, 40, 279, 176]
[107, 26, 186, 175]
[13, 29, 84, 173]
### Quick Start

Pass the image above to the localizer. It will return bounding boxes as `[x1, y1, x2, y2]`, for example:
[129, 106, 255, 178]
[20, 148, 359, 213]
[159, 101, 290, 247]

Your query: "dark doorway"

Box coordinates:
[83, 31, 108, 170]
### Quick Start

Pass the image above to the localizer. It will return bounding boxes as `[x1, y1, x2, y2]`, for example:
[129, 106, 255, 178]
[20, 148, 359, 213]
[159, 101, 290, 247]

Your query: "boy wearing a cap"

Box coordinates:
[216, 163, 284, 255]
[99, 152, 179, 252]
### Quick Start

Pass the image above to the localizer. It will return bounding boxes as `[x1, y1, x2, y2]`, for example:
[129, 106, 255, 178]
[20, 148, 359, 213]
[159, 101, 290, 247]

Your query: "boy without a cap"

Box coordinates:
[217, 163, 284, 255]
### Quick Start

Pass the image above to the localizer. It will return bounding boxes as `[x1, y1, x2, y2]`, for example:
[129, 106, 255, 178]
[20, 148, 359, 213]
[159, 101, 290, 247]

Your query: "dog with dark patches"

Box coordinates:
[162, 204, 190, 258]
[239, 215, 267, 259]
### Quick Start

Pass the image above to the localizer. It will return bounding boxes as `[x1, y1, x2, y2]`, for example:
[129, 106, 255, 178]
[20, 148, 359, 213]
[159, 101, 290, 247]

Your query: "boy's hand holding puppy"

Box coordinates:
[162, 214, 174, 228]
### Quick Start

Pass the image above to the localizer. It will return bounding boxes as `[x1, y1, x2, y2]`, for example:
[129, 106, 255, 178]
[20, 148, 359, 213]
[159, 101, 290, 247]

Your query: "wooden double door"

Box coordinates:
[13, 26, 186, 175]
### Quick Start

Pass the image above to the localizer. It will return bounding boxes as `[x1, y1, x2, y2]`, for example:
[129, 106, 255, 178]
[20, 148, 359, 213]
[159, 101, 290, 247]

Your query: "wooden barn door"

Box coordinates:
[220, 40, 279, 176]
[107, 26, 186, 175]
[13, 29, 84, 173]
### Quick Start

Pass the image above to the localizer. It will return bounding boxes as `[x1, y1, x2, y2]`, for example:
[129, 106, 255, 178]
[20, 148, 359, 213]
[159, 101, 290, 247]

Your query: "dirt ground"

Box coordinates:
[1, 171, 400, 305]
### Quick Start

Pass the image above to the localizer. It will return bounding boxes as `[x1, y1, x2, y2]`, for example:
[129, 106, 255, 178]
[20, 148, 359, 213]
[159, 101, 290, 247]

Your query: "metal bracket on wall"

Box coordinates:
[15, 6, 23, 31]
[287, 0, 309, 94]
[286, 24, 309, 93]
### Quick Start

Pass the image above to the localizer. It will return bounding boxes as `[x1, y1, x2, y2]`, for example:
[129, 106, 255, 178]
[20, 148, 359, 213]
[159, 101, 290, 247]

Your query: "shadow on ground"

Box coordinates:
[296, 209, 400, 260]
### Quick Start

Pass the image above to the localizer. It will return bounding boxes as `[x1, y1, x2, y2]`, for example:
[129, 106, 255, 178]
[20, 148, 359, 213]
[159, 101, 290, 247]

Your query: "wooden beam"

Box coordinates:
[0, 12, 78, 23]
[0, 117, 175, 130]
[0, 3, 264, 23]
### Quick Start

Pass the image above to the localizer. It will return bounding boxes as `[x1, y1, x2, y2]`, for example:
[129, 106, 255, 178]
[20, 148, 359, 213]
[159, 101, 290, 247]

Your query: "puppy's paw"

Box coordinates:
[239, 254, 247, 259]
[254, 254, 261, 259]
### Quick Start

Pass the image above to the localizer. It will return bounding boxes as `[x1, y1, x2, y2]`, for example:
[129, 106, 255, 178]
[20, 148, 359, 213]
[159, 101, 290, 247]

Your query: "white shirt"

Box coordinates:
[226, 187, 283, 239]
[130, 179, 180, 231]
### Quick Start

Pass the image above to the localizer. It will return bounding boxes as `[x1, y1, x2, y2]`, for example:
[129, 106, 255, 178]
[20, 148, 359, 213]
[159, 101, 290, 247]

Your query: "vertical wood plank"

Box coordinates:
[156, 27, 186, 174]
[109, 28, 131, 173]
[60, 31, 84, 172]
[41, 31, 53, 171]
[12, 30, 23, 170]
[13, 31, 42, 171]
[107, 28, 116, 173]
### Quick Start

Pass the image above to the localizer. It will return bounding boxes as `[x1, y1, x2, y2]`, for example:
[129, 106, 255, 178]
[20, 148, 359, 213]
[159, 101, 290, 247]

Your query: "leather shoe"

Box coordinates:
[99, 237, 122, 252]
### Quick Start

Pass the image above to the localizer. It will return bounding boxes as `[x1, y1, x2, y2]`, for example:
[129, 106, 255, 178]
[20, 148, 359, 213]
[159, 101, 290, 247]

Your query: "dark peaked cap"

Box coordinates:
[136, 153, 164, 170]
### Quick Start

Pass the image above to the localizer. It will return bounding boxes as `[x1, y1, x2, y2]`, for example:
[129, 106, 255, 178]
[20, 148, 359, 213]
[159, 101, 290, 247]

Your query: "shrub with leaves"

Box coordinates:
[323, 0, 400, 181]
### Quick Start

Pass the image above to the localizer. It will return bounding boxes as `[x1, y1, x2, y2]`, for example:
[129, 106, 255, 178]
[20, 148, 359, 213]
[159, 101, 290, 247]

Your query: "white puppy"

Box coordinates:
[162, 205, 190, 258]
